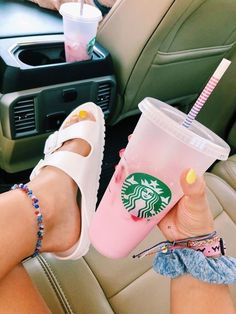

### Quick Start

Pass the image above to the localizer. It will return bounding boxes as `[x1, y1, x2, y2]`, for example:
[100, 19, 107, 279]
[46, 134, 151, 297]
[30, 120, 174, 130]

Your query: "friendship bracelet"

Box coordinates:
[11, 183, 44, 257]
[144, 232, 236, 284]
[187, 235, 225, 257]
[133, 231, 225, 259]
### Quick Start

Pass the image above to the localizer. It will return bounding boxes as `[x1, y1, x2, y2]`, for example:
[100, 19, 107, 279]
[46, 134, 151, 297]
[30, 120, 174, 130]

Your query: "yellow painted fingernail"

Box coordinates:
[185, 169, 197, 184]
[78, 110, 88, 119]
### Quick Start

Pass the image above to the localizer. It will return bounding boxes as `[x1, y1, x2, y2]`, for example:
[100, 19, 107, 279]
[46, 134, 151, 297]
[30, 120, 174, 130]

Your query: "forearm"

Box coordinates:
[28, 0, 115, 11]
[171, 275, 236, 314]
[86, 0, 116, 7]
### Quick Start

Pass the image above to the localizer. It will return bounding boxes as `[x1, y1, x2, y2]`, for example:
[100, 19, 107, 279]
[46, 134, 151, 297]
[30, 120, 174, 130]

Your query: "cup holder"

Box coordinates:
[0, 36, 113, 94]
[18, 50, 50, 66]
[14, 42, 66, 66]
[12, 41, 103, 67]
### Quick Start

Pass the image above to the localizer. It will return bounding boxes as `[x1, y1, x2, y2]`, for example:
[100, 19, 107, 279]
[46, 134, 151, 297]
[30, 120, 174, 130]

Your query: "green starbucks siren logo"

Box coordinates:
[87, 37, 96, 56]
[121, 173, 172, 219]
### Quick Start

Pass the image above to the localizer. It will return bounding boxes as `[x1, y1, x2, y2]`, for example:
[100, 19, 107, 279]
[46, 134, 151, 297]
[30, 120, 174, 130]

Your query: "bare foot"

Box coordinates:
[28, 110, 95, 254]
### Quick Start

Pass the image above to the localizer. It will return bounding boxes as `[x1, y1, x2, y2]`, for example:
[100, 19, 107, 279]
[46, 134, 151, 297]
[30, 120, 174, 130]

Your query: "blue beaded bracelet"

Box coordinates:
[11, 183, 44, 257]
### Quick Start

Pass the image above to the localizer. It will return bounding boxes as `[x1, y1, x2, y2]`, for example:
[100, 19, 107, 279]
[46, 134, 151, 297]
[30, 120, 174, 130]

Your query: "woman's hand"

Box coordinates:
[29, 0, 89, 11]
[158, 169, 214, 241]
[29, 0, 60, 10]
[29, 0, 107, 11]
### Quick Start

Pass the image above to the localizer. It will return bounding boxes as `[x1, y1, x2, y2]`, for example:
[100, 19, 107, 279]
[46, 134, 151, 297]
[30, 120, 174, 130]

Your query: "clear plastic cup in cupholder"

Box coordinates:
[59, 3, 102, 62]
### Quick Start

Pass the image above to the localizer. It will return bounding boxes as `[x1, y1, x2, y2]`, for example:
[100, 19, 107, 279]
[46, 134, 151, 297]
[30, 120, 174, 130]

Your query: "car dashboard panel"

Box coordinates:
[0, 0, 116, 173]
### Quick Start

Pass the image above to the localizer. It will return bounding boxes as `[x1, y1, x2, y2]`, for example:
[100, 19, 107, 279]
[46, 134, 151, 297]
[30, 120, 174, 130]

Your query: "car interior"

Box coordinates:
[0, 0, 236, 313]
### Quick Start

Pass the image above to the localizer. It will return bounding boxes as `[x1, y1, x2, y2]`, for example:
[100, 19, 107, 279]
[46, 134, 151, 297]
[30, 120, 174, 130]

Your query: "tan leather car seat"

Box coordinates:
[97, 0, 236, 150]
[24, 155, 236, 314]
[212, 154, 236, 190]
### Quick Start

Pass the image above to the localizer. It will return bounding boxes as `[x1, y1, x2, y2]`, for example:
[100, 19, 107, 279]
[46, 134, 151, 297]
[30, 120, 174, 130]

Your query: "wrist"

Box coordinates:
[162, 222, 214, 242]
[133, 231, 224, 259]
[174, 226, 215, 241]
[173, 232, 225, 258]
[153, 246, 236, 285]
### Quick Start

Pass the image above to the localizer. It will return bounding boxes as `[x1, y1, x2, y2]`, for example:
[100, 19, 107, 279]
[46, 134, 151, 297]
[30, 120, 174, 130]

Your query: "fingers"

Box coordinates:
[180, 169, 209, 213]
[118, 134, 132, 158]
[177, 168, 214, 236]
[180, 169, 206, 197]
[119, 148, 125, 158]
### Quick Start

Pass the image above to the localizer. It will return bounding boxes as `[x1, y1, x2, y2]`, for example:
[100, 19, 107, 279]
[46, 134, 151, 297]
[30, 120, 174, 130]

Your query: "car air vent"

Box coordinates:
[96, 82, 111, 116]
[13, 98, 37, 137]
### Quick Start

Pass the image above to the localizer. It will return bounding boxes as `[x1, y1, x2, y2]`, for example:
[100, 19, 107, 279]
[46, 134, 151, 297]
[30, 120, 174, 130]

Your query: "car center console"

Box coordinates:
[0, 0, 116, 173]
[0, 36, 115, 139]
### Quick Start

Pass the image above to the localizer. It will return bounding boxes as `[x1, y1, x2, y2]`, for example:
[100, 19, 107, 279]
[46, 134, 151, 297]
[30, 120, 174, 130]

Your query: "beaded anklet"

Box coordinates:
[11, 183, 44, 257]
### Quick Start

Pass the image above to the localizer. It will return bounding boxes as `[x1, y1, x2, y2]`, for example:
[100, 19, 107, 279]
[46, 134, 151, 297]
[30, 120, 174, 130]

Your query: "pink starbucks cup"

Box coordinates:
[89, 97, 230, 259]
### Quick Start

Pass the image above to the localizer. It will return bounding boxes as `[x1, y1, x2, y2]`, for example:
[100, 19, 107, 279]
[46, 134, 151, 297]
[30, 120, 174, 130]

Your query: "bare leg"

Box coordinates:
[0, 265, 51, 314]
[0, 111, 95, 311]
[171, 275, 236, 314]
[0, 163, 82, 279]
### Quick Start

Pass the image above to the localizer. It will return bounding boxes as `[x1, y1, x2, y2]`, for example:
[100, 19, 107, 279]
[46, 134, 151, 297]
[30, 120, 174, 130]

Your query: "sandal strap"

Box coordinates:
[31, 151, 92, 189]
[29, 102, 105, 261]
[44, 121, 98, 155]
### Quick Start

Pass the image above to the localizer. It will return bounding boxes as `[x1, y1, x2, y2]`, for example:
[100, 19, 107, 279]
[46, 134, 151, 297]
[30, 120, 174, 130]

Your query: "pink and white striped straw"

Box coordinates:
[182, 58, 231, 128]
[80, 0, 85, 15]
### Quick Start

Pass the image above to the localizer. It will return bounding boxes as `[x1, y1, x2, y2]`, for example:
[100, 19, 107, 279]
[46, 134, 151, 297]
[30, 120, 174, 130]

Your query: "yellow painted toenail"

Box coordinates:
[78, 110, 88, 119]
[185, 169, 197, 185]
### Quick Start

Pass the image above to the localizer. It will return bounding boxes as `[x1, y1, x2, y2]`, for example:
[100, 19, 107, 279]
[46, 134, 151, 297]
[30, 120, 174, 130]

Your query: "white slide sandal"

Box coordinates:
[30, 102, 105, 260]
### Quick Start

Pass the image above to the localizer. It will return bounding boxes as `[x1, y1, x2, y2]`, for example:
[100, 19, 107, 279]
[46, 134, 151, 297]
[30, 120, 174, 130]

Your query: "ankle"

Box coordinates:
[27, 166, 79, 253]
[11, 183, 45, 256]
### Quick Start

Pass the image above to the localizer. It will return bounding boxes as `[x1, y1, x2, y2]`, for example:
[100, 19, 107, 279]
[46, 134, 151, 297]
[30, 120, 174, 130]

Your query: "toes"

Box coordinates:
[59, 109, 95, 156]
[78, 110, 89, 119]
[64, 110, 95, 128]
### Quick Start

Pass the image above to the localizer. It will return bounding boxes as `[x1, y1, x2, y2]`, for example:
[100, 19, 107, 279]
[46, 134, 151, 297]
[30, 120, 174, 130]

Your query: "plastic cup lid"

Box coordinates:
[139, 97, 231, 161]
[59, 3, 102, 23]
